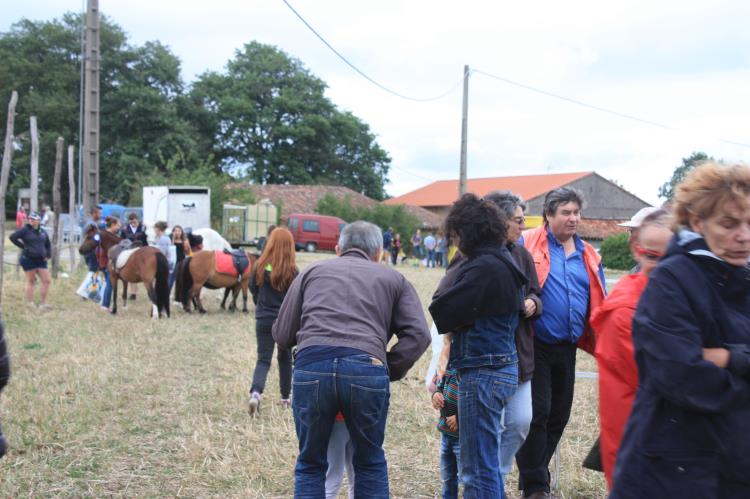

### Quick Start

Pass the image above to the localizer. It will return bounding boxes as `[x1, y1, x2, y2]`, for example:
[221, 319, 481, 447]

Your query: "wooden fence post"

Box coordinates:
[51, 137, 64, 278]
[67, 145, 77, 273]
[30, 116, 39, 213]
[0, 91, 19, 305]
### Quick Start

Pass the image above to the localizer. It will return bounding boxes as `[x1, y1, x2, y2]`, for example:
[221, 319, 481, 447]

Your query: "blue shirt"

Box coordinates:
[534, 229, 590, 344]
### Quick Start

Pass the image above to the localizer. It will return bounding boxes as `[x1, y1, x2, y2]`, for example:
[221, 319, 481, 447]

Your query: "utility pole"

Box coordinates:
[82, 0, 100, 213]
[459, 65, 469, 196]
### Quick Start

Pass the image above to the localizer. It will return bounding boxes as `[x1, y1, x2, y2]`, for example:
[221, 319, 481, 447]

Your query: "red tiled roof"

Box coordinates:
[578, 219, 629, 240]
[384, 172, 593, 207]
[225, 183, 443, 227]
[227, 184, 378, 217]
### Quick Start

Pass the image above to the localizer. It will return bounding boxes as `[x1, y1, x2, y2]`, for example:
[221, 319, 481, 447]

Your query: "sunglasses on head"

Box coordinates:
[634, 244, 663, 261]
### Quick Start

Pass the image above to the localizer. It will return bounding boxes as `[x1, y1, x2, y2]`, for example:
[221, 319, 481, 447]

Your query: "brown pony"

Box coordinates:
[174, 250, 256, 314]
[79, 225, 170, 318]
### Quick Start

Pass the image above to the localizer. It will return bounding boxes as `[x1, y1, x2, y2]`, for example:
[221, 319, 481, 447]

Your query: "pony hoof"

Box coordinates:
[199, 309, 207, 315]
[242, 309, 249, 314]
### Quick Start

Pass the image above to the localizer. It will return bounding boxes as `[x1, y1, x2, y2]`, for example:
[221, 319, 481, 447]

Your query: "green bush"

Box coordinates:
[600, 232, 635, 270]
[315, 193, 422, 252]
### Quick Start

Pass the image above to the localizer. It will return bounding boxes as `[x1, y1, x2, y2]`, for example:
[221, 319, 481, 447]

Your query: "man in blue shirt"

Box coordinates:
[516, 188, 607, 499]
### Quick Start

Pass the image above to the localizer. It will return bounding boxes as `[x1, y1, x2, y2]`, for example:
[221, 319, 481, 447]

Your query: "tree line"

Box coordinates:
[0, 13, 391, 213]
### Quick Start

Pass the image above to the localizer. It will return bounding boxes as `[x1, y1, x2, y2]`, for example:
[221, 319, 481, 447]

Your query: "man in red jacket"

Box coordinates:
[591, 209, 671, 489]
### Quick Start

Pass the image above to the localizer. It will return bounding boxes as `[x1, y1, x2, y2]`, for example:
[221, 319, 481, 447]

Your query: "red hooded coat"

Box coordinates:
[591, 272, 648, 489]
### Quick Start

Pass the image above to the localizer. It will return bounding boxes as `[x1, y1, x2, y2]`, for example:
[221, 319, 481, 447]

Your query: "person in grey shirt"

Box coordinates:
[273, 220, 430, 499]
[152, 221, 171, 256]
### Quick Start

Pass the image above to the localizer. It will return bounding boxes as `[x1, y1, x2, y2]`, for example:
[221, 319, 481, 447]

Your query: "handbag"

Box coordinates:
[76, 271, 105, 304]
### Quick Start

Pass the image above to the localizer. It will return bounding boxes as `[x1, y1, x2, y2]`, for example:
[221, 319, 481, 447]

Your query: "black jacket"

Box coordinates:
[0, 318, 10, 458]
[10, 224, 51, 260]
[611, 231, 750, 498]
[430, 245, 527, 334]
[250, 267, 297, 325]
[118, 224, 148, 246]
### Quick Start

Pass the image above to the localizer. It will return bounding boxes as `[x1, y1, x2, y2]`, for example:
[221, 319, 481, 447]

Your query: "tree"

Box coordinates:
[658, 152, 712, 200]
[190, 42, 391, 200]
[0, 14, 207, 208]
[315, 193, 420, 250]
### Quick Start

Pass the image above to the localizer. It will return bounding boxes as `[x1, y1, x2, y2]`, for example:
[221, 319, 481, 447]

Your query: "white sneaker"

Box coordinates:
[248, 392, 261, 416]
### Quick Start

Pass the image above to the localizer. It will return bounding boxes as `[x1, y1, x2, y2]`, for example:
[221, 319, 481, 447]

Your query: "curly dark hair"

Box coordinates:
[444, 193, 507, 256]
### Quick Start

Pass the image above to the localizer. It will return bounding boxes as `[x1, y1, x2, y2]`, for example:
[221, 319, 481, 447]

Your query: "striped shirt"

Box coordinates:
[436, 368, 459, 438]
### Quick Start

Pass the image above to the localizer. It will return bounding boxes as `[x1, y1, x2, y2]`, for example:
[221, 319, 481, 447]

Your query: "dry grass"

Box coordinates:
[0, 252, 606, 498]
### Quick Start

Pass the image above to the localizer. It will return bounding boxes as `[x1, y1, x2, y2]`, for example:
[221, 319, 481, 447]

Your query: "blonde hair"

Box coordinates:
[673, 162, 750, 230]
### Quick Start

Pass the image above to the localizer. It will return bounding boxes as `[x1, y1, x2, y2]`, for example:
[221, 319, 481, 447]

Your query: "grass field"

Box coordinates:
[0, 251, 607, 498]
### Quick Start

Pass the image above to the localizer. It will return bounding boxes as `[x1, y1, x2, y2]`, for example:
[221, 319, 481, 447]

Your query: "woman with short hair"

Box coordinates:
[611, 163, 750, 498]
[10, 211, 52, 309]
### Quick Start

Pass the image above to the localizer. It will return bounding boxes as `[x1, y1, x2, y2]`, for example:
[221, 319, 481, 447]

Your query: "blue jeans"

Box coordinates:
[441, 433, 461, 499]
[458, 365, 518, 498]
[292, 354, 390, 499]
[427, 249, 436, 268]
[101, 268, 112, 308]
[499, 379, 532, 481]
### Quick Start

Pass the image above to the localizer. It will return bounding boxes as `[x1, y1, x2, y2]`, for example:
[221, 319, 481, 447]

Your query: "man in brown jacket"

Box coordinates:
[273, 221, 430, 499]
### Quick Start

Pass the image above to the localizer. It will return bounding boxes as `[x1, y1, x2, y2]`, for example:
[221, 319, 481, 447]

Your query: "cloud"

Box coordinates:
[5, 0, 749, 205]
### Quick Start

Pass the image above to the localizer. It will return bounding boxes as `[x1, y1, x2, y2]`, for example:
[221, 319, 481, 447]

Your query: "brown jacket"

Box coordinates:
[272, 249, 430, 381]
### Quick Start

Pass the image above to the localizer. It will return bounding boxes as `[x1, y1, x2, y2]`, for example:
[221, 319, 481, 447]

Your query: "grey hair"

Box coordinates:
[484, 190, 526, 219]
[543, 187, 584, 223]
[338, 221, 383, 258]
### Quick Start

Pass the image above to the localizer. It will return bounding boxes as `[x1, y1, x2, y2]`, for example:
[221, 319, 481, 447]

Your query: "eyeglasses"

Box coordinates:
[634, 244, 663, 261]
[511, 216, 526, 225]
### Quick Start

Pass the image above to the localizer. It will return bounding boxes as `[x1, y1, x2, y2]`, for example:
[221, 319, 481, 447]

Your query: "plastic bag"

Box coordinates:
[76, 271, 105, 304]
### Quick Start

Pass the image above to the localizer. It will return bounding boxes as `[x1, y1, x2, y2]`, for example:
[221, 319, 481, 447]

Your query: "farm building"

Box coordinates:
[385, 171, 651, 241]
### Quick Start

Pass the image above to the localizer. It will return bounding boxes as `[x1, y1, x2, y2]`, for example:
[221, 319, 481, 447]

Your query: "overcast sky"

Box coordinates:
[5, 1, 750, 204]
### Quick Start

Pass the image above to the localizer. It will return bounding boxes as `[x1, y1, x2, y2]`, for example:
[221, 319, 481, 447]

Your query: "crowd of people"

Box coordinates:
[266, 161, 749, 499]
[5, 161, 750, 498]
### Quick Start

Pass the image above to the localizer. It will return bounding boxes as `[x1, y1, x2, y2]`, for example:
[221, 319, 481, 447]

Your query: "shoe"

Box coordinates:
[100, 306, 110, 313]
[278, 398, 291, 409]
[248, 392, 261, 416]
[25, 301, 37, 308]
[525, 492, 551, 499]
[38, 303, 52, 310]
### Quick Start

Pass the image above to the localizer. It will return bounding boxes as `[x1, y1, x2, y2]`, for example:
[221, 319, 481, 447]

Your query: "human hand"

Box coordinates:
[431, 392, 445, 410]
[446, 415, 458, 432]
[703, 348, 730, 368]
[524, 299, 537, 317]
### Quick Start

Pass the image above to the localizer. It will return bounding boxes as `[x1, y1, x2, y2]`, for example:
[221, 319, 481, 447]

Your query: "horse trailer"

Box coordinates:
[143, 186, 211, 238]
[222, 200, 278, 247]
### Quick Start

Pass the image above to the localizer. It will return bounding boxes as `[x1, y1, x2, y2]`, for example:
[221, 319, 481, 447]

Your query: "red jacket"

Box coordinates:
[522, 226, 606, 354]
[590, 272, 647, 490]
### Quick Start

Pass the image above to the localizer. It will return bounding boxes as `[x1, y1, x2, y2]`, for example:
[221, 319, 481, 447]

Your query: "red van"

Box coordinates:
[286, 213, 347, 252]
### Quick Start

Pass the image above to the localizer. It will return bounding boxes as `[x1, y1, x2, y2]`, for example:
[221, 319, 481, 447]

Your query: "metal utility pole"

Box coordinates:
[82, 0, 100, 213]
[459, 65, 469, 196]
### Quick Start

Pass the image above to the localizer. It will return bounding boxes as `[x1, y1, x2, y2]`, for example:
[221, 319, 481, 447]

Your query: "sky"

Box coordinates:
[4, 1, 750, 205]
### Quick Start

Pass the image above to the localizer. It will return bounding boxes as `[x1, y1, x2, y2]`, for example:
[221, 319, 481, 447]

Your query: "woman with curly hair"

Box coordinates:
[248, 227, 299, 415]
[429, 193, 528, 497]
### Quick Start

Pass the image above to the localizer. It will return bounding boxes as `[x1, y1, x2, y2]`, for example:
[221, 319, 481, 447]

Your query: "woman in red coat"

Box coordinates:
[591, 209, 671, 489]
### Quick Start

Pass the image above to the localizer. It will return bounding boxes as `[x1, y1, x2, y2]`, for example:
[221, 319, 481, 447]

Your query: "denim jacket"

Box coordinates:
[430, 245, 527, 370]
[450, 314, 519, 369]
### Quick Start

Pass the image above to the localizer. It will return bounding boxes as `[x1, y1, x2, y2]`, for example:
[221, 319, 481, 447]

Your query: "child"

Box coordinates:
[325, 413, 355, 498]
[431, 335, 460, 499]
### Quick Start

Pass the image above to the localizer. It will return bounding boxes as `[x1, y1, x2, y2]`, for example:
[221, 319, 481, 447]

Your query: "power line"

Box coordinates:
[281, 0, 464, 102]
[472, 69, 674, 130]
[473, 68, 750, 149]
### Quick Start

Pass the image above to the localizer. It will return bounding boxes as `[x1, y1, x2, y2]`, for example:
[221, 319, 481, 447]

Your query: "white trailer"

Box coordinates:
[142, 186, 211, 239]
